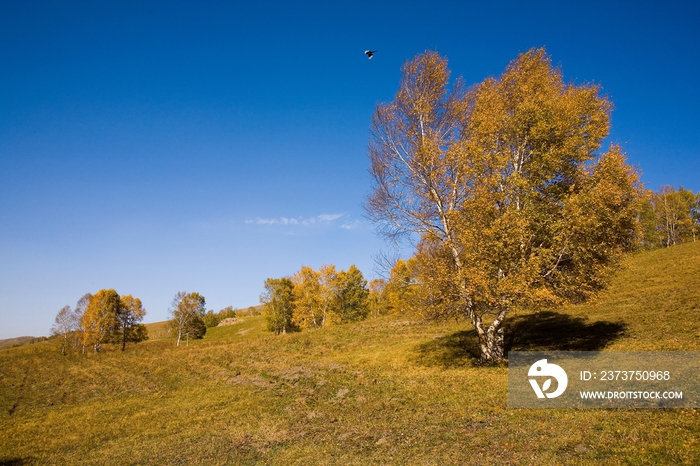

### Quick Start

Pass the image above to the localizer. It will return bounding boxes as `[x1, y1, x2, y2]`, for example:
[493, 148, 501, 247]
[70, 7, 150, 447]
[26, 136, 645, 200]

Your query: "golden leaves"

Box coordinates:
[367, 47, 643, 360]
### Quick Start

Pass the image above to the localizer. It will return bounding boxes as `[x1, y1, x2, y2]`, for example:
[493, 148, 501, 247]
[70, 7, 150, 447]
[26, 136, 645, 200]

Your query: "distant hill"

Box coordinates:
[0, 336, 42, 349]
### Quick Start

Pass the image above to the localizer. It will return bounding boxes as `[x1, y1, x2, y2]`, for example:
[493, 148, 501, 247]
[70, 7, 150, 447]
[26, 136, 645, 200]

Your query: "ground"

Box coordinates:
[1, 243, 699, 465]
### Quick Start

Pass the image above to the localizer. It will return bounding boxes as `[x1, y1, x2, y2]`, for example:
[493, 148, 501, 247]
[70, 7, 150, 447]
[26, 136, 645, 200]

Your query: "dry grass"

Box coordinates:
[1, 243, 699, 464]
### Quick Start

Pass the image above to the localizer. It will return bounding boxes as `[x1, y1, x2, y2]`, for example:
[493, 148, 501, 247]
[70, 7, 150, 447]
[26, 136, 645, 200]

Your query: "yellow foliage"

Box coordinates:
[291, 266, 326, 329]
[367, 48, 643, 362]
[81, 289, 120, 352]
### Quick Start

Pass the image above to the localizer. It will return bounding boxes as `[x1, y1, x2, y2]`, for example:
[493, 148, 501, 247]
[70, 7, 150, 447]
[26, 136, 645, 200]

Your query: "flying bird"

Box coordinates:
[365, 50, 377, 59]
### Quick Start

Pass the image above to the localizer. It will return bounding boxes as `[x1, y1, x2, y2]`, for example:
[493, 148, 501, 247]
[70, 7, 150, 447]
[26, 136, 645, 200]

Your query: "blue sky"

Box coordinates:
[1, 1, 698, 338]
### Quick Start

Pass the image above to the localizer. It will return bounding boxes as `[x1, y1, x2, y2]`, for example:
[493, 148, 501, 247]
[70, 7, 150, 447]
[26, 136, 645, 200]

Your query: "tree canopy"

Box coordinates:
[639, 186, 699, 248]
[169, 292, 207, 346]
[262, 264, 371, 333]
[81, 289, 121, 353]
[51, 305, 77, 356]
[116, 295, 148, 351]
[261, 278, 297, 335]
[78, 289, 147, 352]
[366, 49, 642, 363]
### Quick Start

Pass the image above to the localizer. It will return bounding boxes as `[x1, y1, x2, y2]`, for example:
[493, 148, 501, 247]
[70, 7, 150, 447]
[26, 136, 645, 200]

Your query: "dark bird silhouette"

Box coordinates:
[365, 50, 377, 59]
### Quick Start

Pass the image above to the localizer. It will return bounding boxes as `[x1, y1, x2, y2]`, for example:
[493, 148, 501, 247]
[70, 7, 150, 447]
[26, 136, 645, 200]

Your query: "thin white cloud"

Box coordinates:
[341, 220, 361, 230]
[246, 214, 346, 227]
[318, 214, 343, 222]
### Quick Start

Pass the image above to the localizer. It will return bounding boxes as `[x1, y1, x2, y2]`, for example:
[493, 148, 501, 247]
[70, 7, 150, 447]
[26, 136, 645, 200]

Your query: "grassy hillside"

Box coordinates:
[1, 243, 699, 465]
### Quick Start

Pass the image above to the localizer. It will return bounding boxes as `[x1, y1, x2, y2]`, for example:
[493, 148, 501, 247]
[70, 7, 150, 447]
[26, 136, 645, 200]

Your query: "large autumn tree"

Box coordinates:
[366, 49, 641, 363]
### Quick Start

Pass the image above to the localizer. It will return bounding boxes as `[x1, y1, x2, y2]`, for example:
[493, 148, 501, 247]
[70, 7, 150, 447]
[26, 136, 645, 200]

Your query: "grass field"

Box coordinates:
[1, 243, 699, 465]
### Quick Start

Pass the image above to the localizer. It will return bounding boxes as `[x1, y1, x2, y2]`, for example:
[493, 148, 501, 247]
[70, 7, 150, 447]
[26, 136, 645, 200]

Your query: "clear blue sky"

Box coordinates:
[1, 1, 698, 338]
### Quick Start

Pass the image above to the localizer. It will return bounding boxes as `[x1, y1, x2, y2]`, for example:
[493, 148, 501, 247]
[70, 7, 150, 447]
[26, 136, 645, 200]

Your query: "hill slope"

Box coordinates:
[0, 336, 41, 349]
[1, 243, 699, 465]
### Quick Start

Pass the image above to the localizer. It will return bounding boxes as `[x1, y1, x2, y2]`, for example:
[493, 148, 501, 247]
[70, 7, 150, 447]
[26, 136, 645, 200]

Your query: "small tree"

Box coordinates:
[367, 278, 387, 317]
[318, 265, 342, 325]
[333, 265, 370, 323]
[73, 293, 92, 353]
[184, 317, 206, 345]
[218, 306, 238, 320]
[261, 278, 297, 335]
[116, 295, 148, 351]
[692, 193, 700, 242]
[203, 310, 221, 328]
[81, 289, 121, 353]
[638, 192, 662, 249]
[169, 292, 207, 346]
[639, 186, 699, 248]
[381, 258, 419, 315]
[51, 305, 78, 355]
[292, 266, 325, 329]
[654, 186, 697, 247]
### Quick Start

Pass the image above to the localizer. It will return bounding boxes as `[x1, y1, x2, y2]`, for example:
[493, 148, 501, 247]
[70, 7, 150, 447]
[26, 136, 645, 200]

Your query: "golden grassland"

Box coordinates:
[1, 243, 699, 465]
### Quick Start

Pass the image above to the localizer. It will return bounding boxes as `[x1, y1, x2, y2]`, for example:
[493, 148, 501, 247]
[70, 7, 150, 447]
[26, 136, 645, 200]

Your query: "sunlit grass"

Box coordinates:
[562, 241, 700, 351]
[1, 243, 699, 464]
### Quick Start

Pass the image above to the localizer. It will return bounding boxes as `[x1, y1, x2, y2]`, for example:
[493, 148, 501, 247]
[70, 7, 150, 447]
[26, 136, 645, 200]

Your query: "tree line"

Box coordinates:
[50, 290, 226, 352]
[260, 264, 371, 334]
[639, 186, 699, 248]
[51, 289, 148, 355]
[367, 258, 420, 317]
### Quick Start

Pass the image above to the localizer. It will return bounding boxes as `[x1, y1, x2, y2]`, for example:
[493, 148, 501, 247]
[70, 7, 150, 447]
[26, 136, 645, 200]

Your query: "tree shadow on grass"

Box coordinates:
[412, 311, 627, 368]
[0, 459, 34, 466]
[504, 311, 627, 352]
[412, 329, 482, 369]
